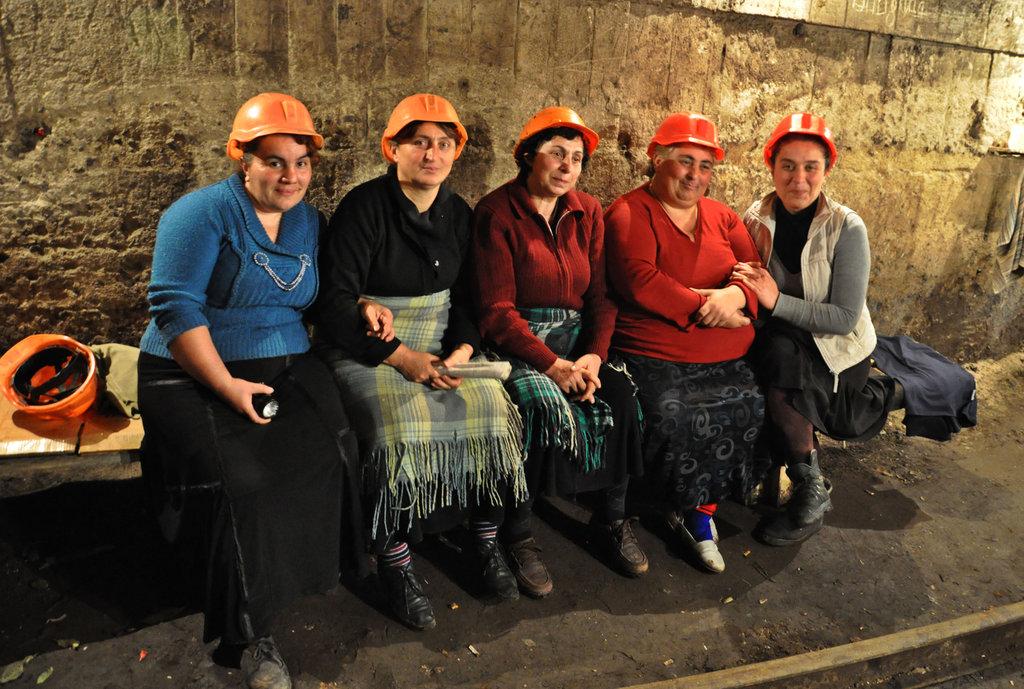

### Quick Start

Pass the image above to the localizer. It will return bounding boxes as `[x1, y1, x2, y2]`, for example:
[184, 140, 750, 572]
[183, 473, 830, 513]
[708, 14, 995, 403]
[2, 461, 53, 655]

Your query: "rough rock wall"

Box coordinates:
[0, 0, 1022, 360]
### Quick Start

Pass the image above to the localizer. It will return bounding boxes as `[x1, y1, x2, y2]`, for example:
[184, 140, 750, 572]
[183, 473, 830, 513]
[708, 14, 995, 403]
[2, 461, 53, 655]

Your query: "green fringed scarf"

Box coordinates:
[503, 307, 614, 473]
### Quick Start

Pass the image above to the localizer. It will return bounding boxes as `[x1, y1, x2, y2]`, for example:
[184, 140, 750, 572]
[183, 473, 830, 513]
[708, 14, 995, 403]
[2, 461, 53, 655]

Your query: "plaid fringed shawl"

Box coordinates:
[504, 308, 613, 473]
[323, 290, 525, 538]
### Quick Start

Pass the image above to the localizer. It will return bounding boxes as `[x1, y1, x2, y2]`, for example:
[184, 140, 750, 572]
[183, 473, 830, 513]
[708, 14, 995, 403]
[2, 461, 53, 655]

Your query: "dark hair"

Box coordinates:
[515, 126, 590, 177]
[769, 133, 831, 170]
[240, 134, 321, 166]
[391, 120, 462, 146]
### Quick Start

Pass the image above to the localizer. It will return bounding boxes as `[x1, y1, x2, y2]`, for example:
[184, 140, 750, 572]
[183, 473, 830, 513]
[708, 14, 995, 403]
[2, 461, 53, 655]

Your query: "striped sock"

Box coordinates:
[471, 520, 499, 544]
[380, 541, 411, 569]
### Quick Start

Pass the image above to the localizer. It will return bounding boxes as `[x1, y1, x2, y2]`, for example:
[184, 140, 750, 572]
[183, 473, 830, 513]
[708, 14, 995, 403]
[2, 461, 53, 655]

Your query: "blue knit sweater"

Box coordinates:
[140, 174, 320, 362]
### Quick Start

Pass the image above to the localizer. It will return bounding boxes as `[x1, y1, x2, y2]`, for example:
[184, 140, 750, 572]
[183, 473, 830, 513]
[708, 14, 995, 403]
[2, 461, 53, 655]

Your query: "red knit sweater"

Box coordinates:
[604, 184, 760, 363]
[472, 180, 616, 371]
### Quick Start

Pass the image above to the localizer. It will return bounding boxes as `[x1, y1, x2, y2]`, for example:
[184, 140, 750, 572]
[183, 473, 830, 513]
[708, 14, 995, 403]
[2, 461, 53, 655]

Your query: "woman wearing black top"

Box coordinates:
[313, 94, 525, 630]
[733, 113, 900, 546]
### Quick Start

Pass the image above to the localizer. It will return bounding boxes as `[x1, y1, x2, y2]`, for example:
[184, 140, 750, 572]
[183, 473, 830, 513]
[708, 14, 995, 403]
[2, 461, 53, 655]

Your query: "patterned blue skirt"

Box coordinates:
[618, 353, 767, 511]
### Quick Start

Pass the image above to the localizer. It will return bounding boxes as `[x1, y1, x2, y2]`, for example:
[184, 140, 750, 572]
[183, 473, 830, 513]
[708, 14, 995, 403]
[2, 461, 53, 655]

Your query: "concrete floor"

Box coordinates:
[1, 354, 1022, 689]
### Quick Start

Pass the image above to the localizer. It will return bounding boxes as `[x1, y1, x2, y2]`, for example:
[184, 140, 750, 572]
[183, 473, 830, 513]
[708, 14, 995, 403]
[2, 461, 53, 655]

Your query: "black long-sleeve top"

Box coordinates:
[312, 165, 481, 365]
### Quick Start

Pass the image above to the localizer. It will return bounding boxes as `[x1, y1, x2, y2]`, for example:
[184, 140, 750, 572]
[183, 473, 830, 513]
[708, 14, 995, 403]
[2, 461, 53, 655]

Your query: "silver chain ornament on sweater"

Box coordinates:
[252, 252, 311, 291]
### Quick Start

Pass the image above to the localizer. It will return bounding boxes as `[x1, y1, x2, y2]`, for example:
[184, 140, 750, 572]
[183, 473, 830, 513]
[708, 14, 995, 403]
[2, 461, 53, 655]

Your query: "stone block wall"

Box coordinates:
[1, 0, 1022, 360]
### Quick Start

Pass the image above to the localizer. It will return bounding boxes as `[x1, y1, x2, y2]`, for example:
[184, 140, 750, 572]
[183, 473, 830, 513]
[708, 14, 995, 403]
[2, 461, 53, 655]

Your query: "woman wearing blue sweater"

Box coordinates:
[137, 93, 366, 689]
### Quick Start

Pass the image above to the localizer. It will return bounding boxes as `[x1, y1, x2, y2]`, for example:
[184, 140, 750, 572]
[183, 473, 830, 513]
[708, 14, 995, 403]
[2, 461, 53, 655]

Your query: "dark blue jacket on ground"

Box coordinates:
[872, 335, 977, 442]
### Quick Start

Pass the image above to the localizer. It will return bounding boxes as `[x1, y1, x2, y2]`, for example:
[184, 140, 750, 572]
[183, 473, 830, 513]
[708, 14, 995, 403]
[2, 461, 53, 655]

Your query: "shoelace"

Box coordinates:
[401, 567, 427, 596]
[612, 518, 635, 541]
[252, 638, 283, 667]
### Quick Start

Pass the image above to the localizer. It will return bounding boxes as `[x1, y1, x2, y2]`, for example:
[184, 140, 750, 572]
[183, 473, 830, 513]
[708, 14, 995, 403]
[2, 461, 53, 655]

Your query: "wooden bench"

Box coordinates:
[0, 396, 143, 498]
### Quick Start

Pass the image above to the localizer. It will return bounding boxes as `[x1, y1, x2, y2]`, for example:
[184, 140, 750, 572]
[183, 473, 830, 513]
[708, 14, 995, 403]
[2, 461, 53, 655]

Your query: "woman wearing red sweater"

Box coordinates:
[473, 107, 647, 597]
[605, 113, 768, 573]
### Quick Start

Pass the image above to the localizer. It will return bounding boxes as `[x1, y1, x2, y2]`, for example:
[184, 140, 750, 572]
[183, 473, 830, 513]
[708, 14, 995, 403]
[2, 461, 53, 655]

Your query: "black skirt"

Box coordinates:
[521, 363, 644, 499]
[619, 353, 767, 512]
[750, 320, 897, 441]
[138, 352, 363, 644]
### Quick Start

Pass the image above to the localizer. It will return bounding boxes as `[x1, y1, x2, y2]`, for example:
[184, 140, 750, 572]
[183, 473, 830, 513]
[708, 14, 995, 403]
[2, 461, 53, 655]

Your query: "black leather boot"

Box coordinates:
[756, 450, 832, 547]
[379, 559, 436, 630]
[786, 450, 832, 527]
[756, 512, 825, 546]
[478, 539, 519, 601]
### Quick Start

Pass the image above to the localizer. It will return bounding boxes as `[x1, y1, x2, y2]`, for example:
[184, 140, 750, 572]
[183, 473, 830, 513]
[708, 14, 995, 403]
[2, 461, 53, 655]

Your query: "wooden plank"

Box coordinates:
[624, 601, 1024, 689]
[2, 392, 143, 458]
[79, 410, 144, 454]
[0, 451, 141, 498]
[0, 396, 79, 457]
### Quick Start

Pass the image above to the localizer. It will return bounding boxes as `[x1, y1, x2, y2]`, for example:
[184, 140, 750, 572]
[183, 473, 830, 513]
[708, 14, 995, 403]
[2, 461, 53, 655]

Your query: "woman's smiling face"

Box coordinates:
[771, 138, 830, 213]
[241, 134, 313, 214]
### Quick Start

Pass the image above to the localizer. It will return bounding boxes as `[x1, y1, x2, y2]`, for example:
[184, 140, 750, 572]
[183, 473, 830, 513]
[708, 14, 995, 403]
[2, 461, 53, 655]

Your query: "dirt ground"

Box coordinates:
[1, 352, 1022, 689]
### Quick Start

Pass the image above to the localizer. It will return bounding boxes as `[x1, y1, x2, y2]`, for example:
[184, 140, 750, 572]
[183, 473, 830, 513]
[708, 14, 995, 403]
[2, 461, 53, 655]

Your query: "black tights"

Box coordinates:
[766, 387, 816, 462]
[501, 478, 629, 544]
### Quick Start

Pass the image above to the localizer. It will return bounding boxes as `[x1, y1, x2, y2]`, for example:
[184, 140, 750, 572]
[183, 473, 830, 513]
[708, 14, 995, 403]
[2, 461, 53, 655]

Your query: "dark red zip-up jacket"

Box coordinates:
[472, 179, 615, 372]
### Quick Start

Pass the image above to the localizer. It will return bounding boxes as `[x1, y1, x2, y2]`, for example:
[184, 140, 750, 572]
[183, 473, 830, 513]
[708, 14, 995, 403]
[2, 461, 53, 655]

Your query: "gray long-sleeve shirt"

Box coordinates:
[769, 216, 870, 336]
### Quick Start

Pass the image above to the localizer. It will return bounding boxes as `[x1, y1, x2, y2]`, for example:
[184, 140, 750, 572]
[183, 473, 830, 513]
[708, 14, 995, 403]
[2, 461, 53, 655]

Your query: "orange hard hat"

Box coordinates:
[226, 92, 324, 161]
[647, 113, 725, 161]
[763, 112, 837, 170]
[0, 334, 99, 419]
[380, 93, 469, 163]
[513, 106, 599, 158]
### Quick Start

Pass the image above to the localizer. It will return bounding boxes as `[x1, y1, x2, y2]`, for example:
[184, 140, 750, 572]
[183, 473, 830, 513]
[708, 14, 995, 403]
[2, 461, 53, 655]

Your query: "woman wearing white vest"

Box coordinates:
[732, 113, 901, 546]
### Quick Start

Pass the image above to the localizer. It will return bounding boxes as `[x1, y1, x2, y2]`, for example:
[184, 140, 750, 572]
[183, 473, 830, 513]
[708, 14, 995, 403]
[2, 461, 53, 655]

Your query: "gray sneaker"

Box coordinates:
[241, 636, 292, 689]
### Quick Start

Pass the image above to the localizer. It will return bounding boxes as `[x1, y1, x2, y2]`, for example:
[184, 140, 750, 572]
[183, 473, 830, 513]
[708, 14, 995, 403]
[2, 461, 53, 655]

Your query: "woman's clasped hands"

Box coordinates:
[385, 342, 473, 390]
[730, 261, 780, 310]
[545, 353, 602, 403]
[691, 284, 751, 328]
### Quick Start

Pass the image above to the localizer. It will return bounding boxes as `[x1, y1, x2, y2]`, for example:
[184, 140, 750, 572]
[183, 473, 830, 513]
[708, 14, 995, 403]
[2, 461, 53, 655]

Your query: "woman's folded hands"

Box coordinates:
[730, 261, 780, 310]
[692, 284, 751, 328]
[545, 353, 602, 403]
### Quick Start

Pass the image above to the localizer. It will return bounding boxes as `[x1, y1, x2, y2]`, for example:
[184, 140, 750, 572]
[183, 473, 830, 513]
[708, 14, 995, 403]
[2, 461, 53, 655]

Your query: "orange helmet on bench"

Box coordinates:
[0, 334, 99, 419]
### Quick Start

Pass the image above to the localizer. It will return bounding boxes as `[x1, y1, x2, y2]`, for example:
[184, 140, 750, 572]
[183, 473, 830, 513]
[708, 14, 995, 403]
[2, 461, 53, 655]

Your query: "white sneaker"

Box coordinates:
[667, 511, 725, 573]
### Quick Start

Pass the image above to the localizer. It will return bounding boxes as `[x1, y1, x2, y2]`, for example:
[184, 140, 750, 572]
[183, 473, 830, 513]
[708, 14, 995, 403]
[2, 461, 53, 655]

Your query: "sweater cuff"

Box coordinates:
[363, 336, 402, 366]
[158, 311, 210, 345]
[580, 335, 612, 361]
[520, 345, 559, 373]
[771, 293, 798, 323]
[728, 280, 759, 319]
[686, 293, 708, 326]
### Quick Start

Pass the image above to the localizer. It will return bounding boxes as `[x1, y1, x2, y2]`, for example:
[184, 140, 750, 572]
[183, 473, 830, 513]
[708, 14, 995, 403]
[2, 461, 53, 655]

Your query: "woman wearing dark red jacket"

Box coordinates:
[473, 107, 647, 597]
[605, 113, 768, 574]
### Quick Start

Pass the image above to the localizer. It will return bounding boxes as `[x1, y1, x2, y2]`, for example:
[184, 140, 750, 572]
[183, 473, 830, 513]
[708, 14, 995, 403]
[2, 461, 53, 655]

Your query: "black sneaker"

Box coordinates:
[379, 559, 436, 630]
[241, 636, 292, 689]
[477, 539, 519, 601]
